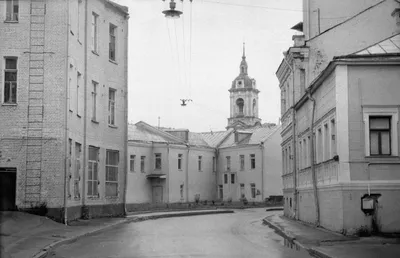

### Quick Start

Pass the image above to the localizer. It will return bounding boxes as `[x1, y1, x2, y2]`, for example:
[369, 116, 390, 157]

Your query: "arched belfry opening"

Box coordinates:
[236, 98, 244, 116]
[253, 99, 257, 116]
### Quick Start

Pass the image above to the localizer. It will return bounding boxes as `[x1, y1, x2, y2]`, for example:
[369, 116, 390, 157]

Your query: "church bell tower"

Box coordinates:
[227, 44, 261, 129]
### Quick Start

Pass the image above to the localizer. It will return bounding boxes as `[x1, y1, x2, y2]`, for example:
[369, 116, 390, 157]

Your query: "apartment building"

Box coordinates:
[277, 0, 400, 234]
[0, 0, 129, 222]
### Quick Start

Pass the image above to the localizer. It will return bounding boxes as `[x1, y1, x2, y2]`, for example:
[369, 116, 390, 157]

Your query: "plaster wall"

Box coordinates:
[263, 129, 284, 197]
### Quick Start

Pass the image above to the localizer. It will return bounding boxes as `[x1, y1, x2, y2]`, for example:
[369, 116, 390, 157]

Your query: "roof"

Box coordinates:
[105, 0, 129, 16]
[351, 33, 400, 55]
[128, 122, 185, 144]
[198, 129, 233, 148]
[219, 124, 279, 149]
[188, 132, 210, 147]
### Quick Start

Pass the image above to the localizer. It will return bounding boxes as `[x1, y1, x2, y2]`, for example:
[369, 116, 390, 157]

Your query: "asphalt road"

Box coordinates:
[48, 209, 311, 258]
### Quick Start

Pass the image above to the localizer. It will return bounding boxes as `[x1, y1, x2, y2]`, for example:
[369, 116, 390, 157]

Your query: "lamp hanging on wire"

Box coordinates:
[162, 0, 193, 19]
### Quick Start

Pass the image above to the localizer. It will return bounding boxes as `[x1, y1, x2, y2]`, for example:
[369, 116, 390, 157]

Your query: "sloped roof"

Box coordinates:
[198, 129, 233, 148]
[105, 0, 129, 15]
[219, 124, 279, 149]
[188, 132, 210, 147]
[128, 122, 185, 144]
[352, 33, 400, 55]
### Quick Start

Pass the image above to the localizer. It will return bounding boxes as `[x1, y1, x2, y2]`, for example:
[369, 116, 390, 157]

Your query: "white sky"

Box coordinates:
[113, 0, 302, 132]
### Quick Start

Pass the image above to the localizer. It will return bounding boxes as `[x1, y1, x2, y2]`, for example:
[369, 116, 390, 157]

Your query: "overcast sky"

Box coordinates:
[113, 0, 302, 132]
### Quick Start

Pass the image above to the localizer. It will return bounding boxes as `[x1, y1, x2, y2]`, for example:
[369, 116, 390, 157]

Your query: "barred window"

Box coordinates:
[106, 150, 119, 197]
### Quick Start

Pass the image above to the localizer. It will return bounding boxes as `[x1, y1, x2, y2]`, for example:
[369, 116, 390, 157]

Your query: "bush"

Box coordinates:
[227, 197, 232, 204]
[194, 194, 200, 204]
[203, 200, 208, 205]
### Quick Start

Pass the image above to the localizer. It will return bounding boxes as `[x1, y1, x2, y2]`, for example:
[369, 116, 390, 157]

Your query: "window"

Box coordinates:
[240, 184, 245, 198]
[3, 57, 17, 104]
[77, 0, 83, 41]
[108, 88, 116, 125]
[224, 174, 228, 184]
[68, 139, 72, 198]
[180, 184, 184, 199]
[317, 128, 322, 163]
[236, 98, 244, 115]
[91, 13, 98, 52]
[240, 155, 245, 171]
[282, 150, 285, 174]
[212, 156, 216, 172]
[324, 124, 329, 160]
[226, 156, 231, 171]
[155, 153, 162, 170]
[91, 81, 98, 121]
[5, 0, 18, 22]
[140, 156, 145, 173]
[330, 119, 337, 157]
[369, 117, 391, 155]
[307, 136, 311, 167]
[198, 156, 202, 171]
[88, 147, 99, 197]
[250, 183, 256, 198]
[230, 173, 235, 184]
[109, 23, 117, 61]
[299, 141, 302, 169]
[68, 77, 72, 111]
[105, 150, 119, 197]
[76, 72, 81, 116]
[363, 108, 398, 157]
[288, 146, 292, 172]
[300, 68, 306, 95]
[178, 154, 183, 170]
[130, 155, 135, 172]
[250, 154, 256, 169]
[218, 185, 223, 199]
[303, 138, 307, 168]
[74, 143, 81, 199]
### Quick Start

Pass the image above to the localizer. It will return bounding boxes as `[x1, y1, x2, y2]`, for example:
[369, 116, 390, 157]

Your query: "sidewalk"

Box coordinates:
[0, 209, 233, 258]
[263, 213, 400, 258]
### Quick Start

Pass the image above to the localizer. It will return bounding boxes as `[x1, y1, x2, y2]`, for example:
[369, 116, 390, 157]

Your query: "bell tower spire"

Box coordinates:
[240, 42, 248, 75]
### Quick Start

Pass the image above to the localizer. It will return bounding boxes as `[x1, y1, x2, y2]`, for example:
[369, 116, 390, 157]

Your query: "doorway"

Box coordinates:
[0, 168, 17, 211]
[152, 186, 163, 203]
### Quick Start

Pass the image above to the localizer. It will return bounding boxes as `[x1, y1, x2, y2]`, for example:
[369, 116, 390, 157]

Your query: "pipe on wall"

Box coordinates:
[260, 142, 264, 201]
[185, 145, 190, 202]
[308, 91, 320, 226]
[122, 10, 129, 216]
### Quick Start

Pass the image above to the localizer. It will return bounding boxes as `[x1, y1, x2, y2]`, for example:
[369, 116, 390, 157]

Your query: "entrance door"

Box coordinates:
[0, 168, 17, 211]
[152, 186, 163, 203]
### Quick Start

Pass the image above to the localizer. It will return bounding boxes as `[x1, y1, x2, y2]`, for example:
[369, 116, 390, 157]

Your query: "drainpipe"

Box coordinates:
[122, 11, 129, 216]
[185, 145, 190, 202]
[307, 91, 320, 226]
[81, 0, 89, 213]
[260, 143, 264, 201]
[215, 148, 219, 201]
[63, 0, 71, 225]
[166, 143, 170, 203]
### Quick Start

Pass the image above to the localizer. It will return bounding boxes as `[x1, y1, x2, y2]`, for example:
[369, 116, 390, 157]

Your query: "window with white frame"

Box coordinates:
[140, 156, 145, 173]
[317, 128, 322, 163]
[331, 119, 337, 157]
[105, 150, 119, 197]
[74, 142, 81, 199]
[3, 57, 17, 104]
[109, 23, 117, 61]
[363, 107, 398, 157]
[226, 156, 231, 171]
[130, 155, 135, 172]
[91, 81, 97, 121]
[5, 0, 19, 22]
[155, 153, 162, 170]
[178, 154, 183, 170]
[198, 156, 202, 171]
[240, 155, 245, 171]
[91, 12, 98, 52]
[88, 147, 99, 197]
[324, 123, 330, 161]
[108, 88, 116, 125]
[250, 183, 256, 198]
[250, 154, 256, 169]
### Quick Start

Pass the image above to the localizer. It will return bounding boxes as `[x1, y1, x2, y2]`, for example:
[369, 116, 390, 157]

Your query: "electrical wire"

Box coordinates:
[201, 0, 302, 12]
[189, 0, 193, 98]
[173, 19, 183, 89]
[181, 1, 188, 97]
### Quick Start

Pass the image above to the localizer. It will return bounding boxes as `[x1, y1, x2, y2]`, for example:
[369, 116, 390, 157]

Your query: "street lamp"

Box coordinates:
[162, 0, 183, 19]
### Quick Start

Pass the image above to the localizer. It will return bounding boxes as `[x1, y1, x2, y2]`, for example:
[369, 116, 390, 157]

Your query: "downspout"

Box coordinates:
[260, 142, 264, 201]
[308, 91, 320, 226]
[63, 0, 71, 225]
[215, 148, 219, 201]
[81, 0, 88, 211]
[122, 13, 129, 215]
[166, 143, 170, 203]
[185, 145, 190, 202]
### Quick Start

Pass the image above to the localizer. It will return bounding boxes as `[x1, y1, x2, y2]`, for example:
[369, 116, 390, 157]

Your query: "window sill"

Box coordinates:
[105, 196, 119, 199]
[109, 59, 118, 65]
[87, 196, 99, 200]
[78, 39, 82, 45]
[77, 114, 81, 118]
[91, 119, 99, 124]
[365, 156, 400, 163]
[2, 103, 17, 106]
[92, 50, 99, 56]
[4, 20, 18, 24]
[69, 109, 73, 113]
[70, 30, 74, 35]
[108, 124, 118, 129]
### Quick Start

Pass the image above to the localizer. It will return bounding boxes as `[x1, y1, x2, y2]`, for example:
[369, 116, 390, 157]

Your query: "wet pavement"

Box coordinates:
[47, 209, 311, 258]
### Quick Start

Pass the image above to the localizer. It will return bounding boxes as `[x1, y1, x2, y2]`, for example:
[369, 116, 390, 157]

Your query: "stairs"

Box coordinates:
[24, 0, 46, 206]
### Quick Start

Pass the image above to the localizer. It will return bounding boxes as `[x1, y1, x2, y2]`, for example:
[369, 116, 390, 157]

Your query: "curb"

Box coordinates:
[32, 210, 234, 258]
[266, 207, 284, 212]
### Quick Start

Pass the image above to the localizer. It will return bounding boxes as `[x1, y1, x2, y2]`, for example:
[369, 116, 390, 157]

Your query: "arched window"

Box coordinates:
[253, 99, 256, 116]
[236, 98, 244, 115]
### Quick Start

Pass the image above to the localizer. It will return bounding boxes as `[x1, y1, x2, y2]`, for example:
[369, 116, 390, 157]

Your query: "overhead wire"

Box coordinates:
[181, 1, 189, 98]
